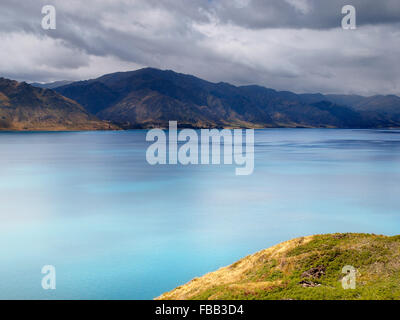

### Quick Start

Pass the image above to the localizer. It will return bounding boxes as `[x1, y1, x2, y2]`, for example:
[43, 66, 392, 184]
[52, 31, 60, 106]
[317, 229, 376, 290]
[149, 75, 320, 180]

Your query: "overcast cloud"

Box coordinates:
[0, 0, 399, 95]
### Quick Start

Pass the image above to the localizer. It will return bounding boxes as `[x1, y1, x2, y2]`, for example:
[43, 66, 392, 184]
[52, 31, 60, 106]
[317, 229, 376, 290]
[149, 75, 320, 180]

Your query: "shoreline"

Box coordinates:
[1, 127, 400, 133]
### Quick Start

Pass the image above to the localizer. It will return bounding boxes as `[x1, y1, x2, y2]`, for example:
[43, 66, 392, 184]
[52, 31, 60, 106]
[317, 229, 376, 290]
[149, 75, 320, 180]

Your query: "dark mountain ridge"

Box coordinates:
[54, 68, 400, 129]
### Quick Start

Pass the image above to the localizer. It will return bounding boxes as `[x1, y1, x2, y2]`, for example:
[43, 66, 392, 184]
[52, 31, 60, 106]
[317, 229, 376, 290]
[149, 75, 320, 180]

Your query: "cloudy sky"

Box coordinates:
[0, 0, 399, 95]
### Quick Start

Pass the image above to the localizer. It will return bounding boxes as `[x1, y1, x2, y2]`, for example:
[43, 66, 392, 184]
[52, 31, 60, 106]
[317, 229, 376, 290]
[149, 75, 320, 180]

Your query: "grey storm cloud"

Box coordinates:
[0, 0, 399, 95]
[212, 0, 400, 29]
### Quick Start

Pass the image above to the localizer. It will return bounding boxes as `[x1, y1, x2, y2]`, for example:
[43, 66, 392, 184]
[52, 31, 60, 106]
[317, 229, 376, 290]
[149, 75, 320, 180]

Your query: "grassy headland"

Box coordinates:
[157, 233, 400, 300]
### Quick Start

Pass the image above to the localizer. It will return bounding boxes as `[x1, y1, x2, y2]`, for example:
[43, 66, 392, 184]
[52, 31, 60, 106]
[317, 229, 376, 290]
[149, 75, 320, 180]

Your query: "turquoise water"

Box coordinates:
[0, 129, 399, 299]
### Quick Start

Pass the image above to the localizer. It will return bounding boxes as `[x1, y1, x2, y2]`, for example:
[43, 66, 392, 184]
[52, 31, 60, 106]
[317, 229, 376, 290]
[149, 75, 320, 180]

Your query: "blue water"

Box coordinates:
[0, 129, 399, 299]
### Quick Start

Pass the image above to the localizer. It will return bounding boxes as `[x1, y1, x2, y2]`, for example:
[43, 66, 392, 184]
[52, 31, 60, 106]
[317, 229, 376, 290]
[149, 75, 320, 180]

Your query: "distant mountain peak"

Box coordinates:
[30, 80, 74, 90]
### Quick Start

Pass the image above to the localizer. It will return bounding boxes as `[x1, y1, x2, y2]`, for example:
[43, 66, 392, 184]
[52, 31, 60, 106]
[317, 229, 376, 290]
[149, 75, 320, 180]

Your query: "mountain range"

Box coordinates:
[2, 67, 399, 130]
[53, 68, 400, 129]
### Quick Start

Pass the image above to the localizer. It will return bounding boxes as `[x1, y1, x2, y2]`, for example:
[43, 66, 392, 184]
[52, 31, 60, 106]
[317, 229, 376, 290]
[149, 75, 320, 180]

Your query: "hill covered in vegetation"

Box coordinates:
[158, 233, 400, 300]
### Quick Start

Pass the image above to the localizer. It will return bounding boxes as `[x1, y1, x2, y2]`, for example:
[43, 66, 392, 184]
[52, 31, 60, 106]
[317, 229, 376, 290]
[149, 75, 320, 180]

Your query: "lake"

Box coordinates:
[0, 129, 399, 299]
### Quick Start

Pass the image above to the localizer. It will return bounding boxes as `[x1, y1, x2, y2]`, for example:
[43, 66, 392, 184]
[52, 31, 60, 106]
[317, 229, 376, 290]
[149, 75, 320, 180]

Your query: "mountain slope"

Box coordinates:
[157, 233, 400, 300]
[56, 68, 399, 129]
[299, 93, 400, 124]
[0, 78, 117, 131]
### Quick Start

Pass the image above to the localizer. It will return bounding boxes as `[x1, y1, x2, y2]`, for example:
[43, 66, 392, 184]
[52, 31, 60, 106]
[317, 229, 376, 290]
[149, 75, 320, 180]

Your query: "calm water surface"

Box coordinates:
[0, 129, 399, 299]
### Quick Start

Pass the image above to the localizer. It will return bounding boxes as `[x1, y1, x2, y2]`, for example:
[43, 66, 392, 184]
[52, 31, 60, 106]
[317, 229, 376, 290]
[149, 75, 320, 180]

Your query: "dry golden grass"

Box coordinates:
[156, 235, 314, 300]
[157, 234, 400, 300]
